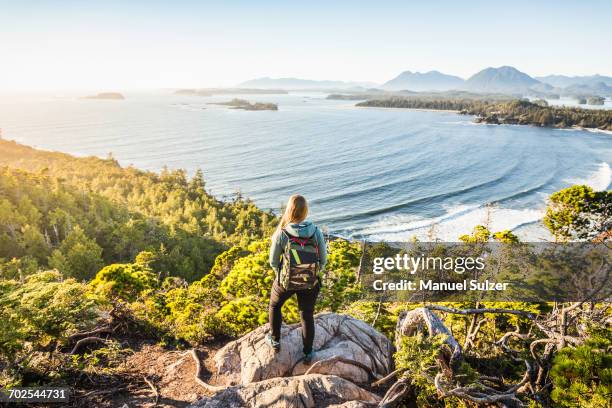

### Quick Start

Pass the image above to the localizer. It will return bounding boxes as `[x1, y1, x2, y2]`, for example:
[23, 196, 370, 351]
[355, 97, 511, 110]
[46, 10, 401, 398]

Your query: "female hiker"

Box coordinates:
[266, 194, 327, 363]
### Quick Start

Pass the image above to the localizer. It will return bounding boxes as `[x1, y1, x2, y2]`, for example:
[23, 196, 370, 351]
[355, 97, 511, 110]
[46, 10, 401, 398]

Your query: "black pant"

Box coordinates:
[269, 279, 320, 354]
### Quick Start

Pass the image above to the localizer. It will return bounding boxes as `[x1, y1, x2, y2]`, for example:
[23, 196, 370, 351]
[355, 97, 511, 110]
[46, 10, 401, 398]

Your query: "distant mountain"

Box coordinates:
[381, 70, 464, 91]
[529, 82, 555, 93]
[464, 66, 540, 94]
[237, 77, 377, 90]
[562, 82, 612, 97]
[535, 74, 612, 88]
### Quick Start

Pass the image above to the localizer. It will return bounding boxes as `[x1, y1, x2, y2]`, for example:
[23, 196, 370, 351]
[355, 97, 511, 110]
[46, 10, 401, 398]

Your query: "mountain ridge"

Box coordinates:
[237, 68, 612, 96]
[535, 74, 612, 88]
[237, 77, 376, 90]
[380, 70, 464, 91]
[463, 66, 540, 94]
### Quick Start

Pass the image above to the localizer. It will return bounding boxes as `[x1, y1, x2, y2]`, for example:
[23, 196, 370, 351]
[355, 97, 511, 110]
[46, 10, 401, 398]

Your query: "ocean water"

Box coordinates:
[544, 97, 612, 110]
[1, 91, 610, 241]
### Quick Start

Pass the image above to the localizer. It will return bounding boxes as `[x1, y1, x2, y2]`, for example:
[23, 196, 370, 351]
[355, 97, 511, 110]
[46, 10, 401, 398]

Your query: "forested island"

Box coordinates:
[211, 98, 278, 111]
[0, 139, 610, 407]
[357, 98, 612, 131]
[327, 93, 373, 100]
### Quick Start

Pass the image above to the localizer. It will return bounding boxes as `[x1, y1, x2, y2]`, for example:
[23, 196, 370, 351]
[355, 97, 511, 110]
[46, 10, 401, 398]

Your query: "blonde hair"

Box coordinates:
[277, 194, 308, 233]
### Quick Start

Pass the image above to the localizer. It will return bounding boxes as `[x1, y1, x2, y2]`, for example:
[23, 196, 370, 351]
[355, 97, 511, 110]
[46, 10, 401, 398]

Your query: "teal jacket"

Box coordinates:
[269, 221, 327, 275]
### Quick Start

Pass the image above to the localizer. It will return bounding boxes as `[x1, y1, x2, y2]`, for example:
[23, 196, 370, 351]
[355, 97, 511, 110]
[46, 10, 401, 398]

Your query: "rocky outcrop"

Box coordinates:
[188, 374, 380, 408]
[214, 313, 393, 386]
[190, 313, 393, 408]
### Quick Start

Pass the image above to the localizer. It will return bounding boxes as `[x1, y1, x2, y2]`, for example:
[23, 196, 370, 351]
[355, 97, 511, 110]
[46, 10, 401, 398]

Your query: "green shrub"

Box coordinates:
[544, 185, 611, 241]
[163, 274, 224, 343]
[0, 270, 96, 385]
[550, 327, 612, 407]
[215, 296, 268, 337]
[219, 240, 274, 300]
[395, 333, 475, 407]
[319, 239, 362, 311]
[48, 225, 104, 280]
[341, 300, 395, 339]
[90, 261, 158, 302]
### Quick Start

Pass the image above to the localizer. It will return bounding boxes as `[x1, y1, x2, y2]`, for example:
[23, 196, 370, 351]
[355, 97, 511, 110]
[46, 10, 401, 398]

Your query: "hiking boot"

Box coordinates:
[265, 333, 281, 352]
[303, 351, 315, 364]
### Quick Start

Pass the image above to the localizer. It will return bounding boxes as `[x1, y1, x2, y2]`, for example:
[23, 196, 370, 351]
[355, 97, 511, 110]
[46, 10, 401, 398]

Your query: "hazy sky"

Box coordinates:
[1, 0, 611, 91]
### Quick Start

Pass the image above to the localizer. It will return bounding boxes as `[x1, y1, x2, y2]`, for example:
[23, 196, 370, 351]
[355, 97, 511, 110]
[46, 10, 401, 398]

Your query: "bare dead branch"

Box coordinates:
[143, 376, 159, 406]
[434, 373, 525, 406]
[378, 377, 411, 408]
[371, 368, 406, 387]
[190, 349, 225, 393]
[68, 325, 115, 341]
[425, 304, 536, 320]
[530, 338, 559, 363]
[464, 317, 487, 351]
[70, 336, 107, 355]
[396, 307, 462, 368]
[77, 386, 126, 399]
[371, 296, 383, 328]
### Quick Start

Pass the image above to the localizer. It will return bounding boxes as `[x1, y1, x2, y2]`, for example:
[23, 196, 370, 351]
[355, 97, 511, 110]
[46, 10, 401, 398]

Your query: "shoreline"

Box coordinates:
[357, 105, 612, 132]
[470, 120, 612, 134]
[571, 126, 612, 135]
[356, 105, 460, 113]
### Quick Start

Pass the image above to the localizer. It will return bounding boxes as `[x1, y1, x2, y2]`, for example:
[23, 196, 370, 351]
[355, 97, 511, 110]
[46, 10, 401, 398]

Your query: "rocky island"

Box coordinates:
[84, 92, 125, 100]
[588, 96, 606, 105]
[211, 98, 278, 111]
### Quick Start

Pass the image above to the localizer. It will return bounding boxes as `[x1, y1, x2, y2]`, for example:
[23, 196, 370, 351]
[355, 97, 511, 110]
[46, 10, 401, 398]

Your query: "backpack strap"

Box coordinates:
[311, 227, 321, 263]
[281, 227, 320, 263]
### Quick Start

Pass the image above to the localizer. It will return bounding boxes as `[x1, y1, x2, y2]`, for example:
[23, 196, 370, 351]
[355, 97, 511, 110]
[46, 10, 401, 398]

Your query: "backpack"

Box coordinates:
[279, 228, 320, 290]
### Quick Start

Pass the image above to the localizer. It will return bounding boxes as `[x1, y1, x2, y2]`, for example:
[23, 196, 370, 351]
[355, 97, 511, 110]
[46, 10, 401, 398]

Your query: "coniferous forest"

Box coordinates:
[357, 98, 612, 131]
[0, 139, 610, 407]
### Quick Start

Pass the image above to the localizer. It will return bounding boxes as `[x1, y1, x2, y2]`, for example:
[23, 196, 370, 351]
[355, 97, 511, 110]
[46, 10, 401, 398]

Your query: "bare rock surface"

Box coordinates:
[187, 374, 380, 408]
[214, 312, 394, 386]
[327, 402, 377, 408]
